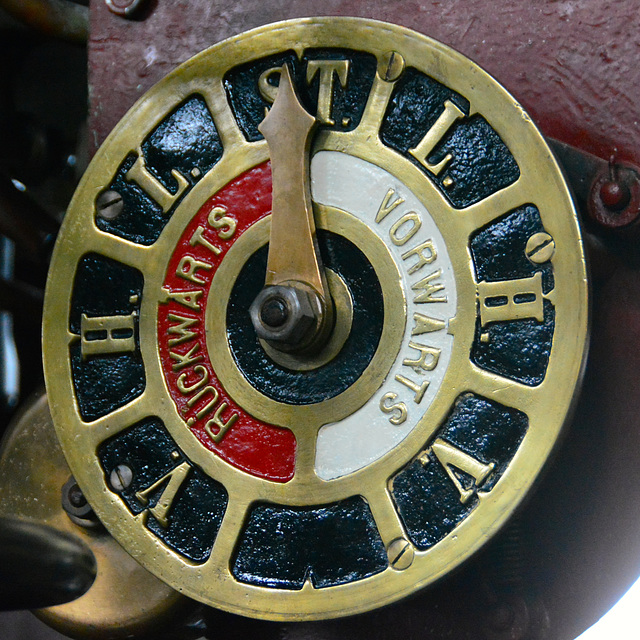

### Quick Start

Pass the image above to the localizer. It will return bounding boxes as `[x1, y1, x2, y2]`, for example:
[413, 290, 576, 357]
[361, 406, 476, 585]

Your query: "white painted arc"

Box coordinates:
[310, 151, 457, 481]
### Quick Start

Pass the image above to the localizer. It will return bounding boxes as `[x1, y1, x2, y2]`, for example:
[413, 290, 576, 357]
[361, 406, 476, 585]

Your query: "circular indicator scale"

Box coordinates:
[43, 18, 588, 620]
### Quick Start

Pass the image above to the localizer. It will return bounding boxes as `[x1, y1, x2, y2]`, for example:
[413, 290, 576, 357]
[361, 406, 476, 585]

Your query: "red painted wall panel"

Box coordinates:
[89, 0, 640, 168]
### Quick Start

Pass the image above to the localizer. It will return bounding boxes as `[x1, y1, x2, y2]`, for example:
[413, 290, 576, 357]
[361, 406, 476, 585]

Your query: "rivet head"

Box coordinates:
[525, 232, 555, 264]
[387, 537, 414, 570]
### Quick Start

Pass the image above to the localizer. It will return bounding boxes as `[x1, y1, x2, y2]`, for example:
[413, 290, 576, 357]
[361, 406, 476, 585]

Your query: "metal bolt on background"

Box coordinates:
[105, 0, 149, 19]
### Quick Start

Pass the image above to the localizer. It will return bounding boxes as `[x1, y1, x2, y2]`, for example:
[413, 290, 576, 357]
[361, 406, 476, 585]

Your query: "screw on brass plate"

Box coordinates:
[96, 190, 124, 221]
[525, 232, 555, 264]
[387, 537, 414, 570]
[105, 0, 148, 18]
[110, 464, 133, 492]
[377, 51, 405, 82]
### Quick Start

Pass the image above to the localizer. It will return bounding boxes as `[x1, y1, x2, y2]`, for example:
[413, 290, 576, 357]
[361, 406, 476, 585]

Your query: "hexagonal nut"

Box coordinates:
[249, 282, 322, 351]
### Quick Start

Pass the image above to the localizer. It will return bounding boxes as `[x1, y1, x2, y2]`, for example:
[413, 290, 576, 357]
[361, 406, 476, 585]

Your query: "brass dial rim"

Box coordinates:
[43, 17, 588, 620]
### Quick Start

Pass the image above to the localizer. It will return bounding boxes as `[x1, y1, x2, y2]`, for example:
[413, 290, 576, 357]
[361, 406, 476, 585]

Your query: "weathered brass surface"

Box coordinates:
[261, 64, 324, 297]
[42, 18, 588, 621]
[0, 391, 189, 639]
[256, 64, 332, 352]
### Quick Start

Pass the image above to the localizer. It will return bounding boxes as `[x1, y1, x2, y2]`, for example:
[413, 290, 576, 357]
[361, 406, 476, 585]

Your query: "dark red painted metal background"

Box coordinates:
[87, 3, 640, 639]
[89, 0, 640, 169]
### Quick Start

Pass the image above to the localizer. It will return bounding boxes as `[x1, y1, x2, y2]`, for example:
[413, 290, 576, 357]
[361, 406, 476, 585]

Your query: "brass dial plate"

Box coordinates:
[43, 18, 588, 620]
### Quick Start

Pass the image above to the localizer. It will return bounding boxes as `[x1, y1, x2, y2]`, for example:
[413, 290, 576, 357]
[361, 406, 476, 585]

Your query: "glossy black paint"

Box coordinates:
[224, 49, 377, 141]
[470, 205, 555, 385]
[96, 95, 222, 245]
[226, 231, 385, 405]
[380, 67, 520, 208]
[69, 253, 145, 421]
[232, 496, 387, 589]
[393, 394, 528, 549]
[98, 418, 228, 562]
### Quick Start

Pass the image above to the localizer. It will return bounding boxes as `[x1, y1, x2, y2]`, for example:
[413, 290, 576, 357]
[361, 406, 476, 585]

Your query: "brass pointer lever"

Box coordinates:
[249, 64, 333, 353]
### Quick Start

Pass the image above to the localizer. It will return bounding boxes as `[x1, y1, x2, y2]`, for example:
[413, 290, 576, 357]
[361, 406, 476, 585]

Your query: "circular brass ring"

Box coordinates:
[259, 267, 354, 371]
[205, 206, 406, 433]
[42, 17, 588, 621]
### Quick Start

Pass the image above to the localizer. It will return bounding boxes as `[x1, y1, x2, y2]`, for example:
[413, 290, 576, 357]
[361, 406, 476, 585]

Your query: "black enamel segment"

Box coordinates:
[96, 95, 222, 245]
[471, 205, 555, 385]
[141, 95, 222, 188]
[380, 67, 520, 208]
[393, 394, 528, 550]
[472, 303, 555, 386]
[302, 48, 377, 130]
[232, 496, 387, 589]
[224, 49, 377, 142]
[98, 418, 228, 562]
[226, 231, 385, 405]
[69, 254, 145, 421]
[380, 68, 469, 152]
[224, 51, 297, 142]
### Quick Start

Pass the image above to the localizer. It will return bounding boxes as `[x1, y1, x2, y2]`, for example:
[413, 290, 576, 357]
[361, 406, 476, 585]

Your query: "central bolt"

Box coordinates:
[249, 282, 326, 353]
[260, 296, 289, 328]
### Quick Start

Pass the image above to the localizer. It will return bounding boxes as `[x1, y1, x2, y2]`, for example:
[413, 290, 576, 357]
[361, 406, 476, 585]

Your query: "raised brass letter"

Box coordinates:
[389, 212, 422, 246]
[403, 342, 441, 375]
[429, 438, 495, 504]
[411, 269, 447, 304]
[177, 365, 208, 394]
[478, 272, 545, 327]
[80, 312, 135, 359]
[395, 374, 429, 404]
[409, 100, 465, 179]
[176, 256, 212, 284]
[306, 59, 349, 125]
[205, 402, 238, 443]
[411, 313, 446, 335]
[126, 152, 189, 214]
[189, 226, 221, 255]
[170, 343, 204, 372]
[380, 392, 407, 425]
[375, 188, 405, 223]
[208, 206, 237, 240]
[161, 288, 203, 311]
[402, 240, 437, 275]
[135, 461, 191, 527]
[167, 314, 199, 346]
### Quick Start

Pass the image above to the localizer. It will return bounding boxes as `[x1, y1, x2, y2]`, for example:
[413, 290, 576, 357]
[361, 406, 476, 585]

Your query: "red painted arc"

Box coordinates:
[157, 162, 297, 483]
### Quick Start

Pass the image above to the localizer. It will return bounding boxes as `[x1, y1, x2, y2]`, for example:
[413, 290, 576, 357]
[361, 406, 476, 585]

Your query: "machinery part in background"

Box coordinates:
[0, 4, 87, 420]
[0, 237, 20, 415]
[0, 517, 96, 611]
[1, 2, 640, 639]
[0, 390, 198, 639]
[550, 139, 640, 244]
[0, 0, 87, 43]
